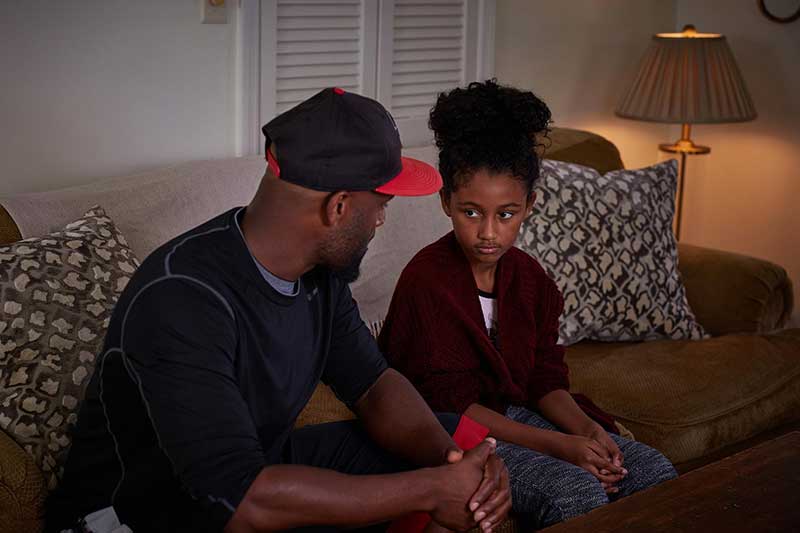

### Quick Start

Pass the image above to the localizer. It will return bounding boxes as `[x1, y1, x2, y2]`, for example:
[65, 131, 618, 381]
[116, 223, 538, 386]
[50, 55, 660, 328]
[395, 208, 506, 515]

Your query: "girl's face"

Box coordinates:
[441, 169, 533, 270]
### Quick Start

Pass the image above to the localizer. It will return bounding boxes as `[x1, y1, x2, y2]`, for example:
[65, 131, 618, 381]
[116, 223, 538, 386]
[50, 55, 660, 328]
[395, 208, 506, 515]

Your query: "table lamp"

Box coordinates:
[615, 25, 757, 240]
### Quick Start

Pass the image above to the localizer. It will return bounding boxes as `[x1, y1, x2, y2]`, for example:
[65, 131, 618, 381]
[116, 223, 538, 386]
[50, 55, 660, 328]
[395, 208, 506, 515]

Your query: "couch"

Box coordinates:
[1, 127, 798, 532]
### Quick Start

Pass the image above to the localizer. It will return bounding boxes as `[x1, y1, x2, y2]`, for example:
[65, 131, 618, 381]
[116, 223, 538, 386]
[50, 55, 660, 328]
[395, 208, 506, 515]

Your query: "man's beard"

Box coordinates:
[322, 209, 373, 283]
[331, 242, 368, 283]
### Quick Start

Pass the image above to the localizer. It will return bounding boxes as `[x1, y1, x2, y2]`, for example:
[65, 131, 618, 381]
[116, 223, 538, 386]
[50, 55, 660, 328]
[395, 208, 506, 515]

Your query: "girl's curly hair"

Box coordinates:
[429, 79, 551, 199]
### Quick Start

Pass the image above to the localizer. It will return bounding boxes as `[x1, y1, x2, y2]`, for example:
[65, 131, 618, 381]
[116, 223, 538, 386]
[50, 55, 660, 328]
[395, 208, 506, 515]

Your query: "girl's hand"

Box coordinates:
[583, 423, 625, 469]
[552, 434, 626, 491]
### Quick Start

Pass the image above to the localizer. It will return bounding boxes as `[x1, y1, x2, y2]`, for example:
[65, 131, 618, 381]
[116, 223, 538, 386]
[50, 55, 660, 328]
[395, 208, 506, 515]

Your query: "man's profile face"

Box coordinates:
[322, 192, 392, 283]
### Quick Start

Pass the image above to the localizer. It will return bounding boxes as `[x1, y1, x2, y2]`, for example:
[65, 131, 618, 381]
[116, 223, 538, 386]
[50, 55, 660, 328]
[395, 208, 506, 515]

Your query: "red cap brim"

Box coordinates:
[375, 157, 443, 196]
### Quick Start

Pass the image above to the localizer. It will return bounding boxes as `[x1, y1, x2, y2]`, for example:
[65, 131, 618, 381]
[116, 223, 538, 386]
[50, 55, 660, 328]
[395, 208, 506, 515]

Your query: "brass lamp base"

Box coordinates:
[659, 140, 710, 155]
[658, 124, 710, 241]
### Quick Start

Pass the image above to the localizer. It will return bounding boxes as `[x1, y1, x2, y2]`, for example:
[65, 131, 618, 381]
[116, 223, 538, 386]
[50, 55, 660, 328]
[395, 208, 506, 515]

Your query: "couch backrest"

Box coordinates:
[0, 128, 623, 325]
[350, 146, 451, 323]
[0, 148, 450, 324]
[0, 156, 266, 259]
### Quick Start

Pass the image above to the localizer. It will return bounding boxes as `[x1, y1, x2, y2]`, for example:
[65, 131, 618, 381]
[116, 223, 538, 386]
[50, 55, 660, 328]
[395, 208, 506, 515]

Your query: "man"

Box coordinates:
[46, 88, 511, 533]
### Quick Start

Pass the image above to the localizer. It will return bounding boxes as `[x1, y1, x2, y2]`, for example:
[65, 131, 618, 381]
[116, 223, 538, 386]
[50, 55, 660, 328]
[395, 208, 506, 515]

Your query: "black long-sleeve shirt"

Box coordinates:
[47, 207, 388, 532]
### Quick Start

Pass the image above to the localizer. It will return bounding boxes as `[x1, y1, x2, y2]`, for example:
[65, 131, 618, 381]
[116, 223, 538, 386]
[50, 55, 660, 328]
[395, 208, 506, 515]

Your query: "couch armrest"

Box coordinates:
[545, 128, 625, 174]
[0, 430, 46, 533]
[294, 384, 354, 428]
[678, 243, 794, 335]
[0, 204, 22, 246]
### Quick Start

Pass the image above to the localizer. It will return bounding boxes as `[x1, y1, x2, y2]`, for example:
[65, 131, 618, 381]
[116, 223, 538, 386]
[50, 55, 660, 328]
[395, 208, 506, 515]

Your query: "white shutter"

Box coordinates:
[375, 0, 492, 146]
[261, 0, 373, 125]
[275, 0, 363, 114]
[390, 0, 465, 120]
[252, 0, 493, 151]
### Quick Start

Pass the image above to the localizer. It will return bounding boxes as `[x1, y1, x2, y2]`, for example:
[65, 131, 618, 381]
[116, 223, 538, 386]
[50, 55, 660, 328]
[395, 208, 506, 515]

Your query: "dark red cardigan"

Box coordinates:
[378, 232, 616, 432]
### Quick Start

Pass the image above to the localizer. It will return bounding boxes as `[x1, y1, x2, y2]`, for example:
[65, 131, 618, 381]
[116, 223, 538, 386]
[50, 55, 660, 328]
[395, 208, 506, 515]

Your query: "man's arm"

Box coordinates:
[353, 369, 512, 532]
[320, 282, 510, 530]
[225, 441, 496, 533]
[353, 368, 460, 466]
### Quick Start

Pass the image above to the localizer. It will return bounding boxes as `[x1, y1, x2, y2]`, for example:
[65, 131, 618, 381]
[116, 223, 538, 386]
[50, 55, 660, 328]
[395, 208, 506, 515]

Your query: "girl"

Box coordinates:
[378, 80, 676, 530]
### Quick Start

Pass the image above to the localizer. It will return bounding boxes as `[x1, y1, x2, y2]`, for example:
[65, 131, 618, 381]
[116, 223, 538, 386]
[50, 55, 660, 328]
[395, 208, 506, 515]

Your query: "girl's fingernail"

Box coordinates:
[470, 502, 479, 511]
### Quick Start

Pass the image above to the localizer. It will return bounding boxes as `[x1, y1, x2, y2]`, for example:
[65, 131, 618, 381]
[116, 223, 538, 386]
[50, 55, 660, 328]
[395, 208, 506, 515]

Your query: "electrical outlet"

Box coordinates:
[201, 0, 227, 24]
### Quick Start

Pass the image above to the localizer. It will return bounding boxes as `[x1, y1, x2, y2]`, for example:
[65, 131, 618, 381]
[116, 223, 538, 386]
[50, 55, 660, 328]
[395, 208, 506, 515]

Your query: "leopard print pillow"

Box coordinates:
[517, 159, 707, 345]
[0, 206, 139, 488]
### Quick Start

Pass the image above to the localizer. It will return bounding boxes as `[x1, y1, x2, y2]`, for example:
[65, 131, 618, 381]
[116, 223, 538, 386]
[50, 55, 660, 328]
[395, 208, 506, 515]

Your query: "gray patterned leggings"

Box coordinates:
[495, 406, 677, 529]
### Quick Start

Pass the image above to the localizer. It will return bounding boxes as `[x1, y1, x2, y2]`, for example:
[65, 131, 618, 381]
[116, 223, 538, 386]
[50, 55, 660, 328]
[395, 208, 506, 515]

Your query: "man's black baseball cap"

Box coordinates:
[261, 87, 442, 196]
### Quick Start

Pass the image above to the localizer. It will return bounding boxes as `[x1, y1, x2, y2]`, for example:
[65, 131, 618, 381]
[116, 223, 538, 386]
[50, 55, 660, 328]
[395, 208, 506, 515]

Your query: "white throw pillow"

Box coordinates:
[0, 206, 139, 488]
[517, 159, 707, 345]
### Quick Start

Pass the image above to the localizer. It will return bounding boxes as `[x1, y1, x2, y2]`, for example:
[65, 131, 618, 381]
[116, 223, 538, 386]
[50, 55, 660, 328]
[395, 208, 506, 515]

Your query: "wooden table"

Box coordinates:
[542, 431, 800, 532]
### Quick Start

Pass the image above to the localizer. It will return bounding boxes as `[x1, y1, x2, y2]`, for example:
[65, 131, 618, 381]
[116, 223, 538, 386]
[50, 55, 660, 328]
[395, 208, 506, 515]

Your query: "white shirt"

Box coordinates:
[478, 291, 498, 343]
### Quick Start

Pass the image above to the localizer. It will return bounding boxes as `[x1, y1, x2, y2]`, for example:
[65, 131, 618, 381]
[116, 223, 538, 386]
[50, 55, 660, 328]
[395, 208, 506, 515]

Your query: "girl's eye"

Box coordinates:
[499, 211, 515, 220]
[464, 209, 480, 218]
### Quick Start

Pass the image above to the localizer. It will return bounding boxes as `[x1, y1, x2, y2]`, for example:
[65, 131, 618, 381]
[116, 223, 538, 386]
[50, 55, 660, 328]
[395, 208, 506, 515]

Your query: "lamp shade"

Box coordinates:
[616, 26, 757, 124]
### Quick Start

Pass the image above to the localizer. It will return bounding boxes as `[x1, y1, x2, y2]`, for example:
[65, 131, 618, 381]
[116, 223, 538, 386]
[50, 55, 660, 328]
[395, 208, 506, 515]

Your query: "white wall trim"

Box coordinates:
[376, 0, 395, 107]
[464, 0, 479, 82]
[362, 0, 380, 99]
[478, 0, 495, 80]
[259, 0, 278, 153]
[234, 0, 262, 156]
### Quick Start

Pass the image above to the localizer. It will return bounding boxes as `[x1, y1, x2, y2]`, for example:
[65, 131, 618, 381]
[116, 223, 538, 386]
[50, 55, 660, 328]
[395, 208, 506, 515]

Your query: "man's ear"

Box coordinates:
[439, 190, 452, 218]
[322, 191, 352, 227]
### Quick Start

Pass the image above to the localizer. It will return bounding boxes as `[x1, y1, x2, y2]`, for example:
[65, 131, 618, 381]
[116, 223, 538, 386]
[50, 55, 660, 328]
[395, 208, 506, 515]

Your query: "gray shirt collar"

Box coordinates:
[235, 207, 299, 297]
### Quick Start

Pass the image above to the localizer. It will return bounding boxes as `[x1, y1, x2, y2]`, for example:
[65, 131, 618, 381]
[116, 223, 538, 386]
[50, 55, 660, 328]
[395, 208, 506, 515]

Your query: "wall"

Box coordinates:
[2, 1, 797, 324]
[496, 0, 799, 328]
[676, 0, 800, 327]
[494, 0, 676, 170]
[0, 1, 237, 195]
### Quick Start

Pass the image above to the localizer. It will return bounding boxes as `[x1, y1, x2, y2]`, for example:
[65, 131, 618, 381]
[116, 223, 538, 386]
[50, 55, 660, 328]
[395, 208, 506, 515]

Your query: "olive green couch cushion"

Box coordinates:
[0, 430, 45, 533]
[567, 329, 800, 464]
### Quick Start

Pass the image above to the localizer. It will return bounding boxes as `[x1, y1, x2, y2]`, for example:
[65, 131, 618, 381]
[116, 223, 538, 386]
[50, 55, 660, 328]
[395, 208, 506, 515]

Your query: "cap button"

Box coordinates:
[333, 87, 345, 95]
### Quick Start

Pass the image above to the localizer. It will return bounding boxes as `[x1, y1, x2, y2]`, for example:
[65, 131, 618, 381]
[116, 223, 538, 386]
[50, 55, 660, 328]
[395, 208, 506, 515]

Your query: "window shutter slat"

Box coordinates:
[278, 52, 362, 67]
[277, 41, 360, 54]
[393, 70, 461, 84]
[394, 26, 462, 39]
[278, 4, 360, 17]
[279, 0, 360, 5]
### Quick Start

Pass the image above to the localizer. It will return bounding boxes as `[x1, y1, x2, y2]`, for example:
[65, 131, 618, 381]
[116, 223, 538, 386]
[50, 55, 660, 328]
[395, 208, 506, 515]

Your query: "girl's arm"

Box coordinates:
[537, 389, 600, 437]
[465, 401, 626, 491]
[464, 403, 562, 455]
[538, 389, 625, 469]
[525, 277, 624, 468]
